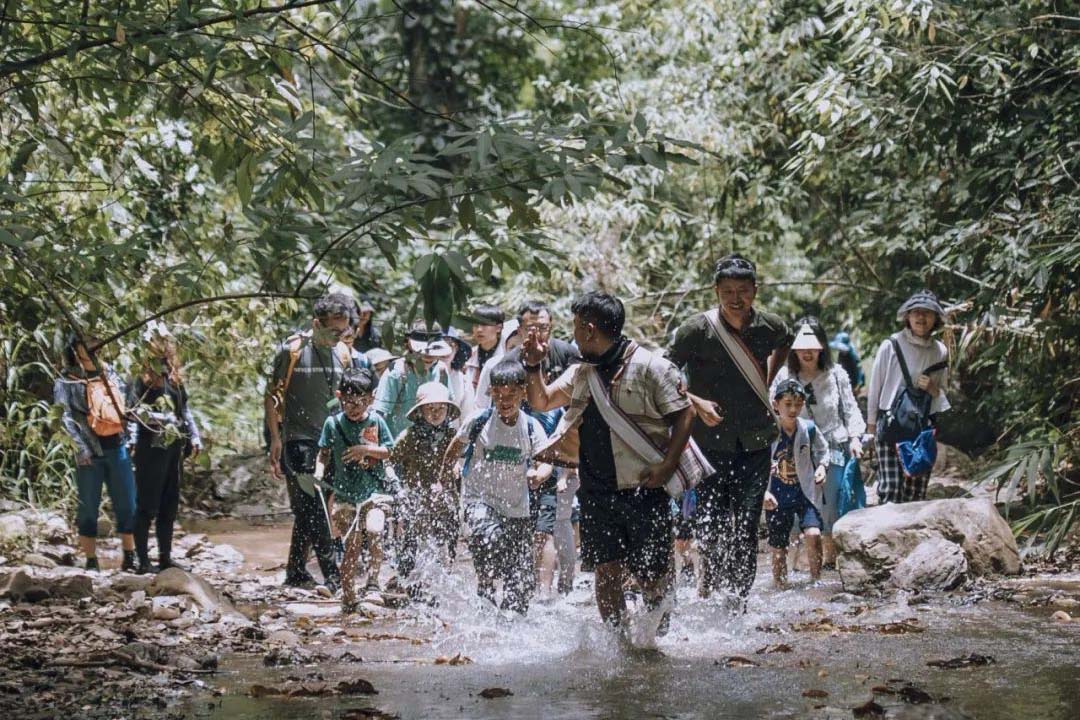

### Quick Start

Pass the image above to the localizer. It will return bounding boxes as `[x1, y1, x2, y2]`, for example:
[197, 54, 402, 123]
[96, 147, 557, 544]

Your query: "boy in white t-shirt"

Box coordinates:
[446, 360, 551, 613]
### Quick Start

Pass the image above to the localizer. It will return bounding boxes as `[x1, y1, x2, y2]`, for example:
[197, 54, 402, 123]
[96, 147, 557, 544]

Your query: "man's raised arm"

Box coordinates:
[522, 328, 571, 412]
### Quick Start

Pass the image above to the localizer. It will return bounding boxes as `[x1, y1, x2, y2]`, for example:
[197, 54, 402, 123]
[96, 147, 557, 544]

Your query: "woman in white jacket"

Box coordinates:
[771, 317, 866, 567]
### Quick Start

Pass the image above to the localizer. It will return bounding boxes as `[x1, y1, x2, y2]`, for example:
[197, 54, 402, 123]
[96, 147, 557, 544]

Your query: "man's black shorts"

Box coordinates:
[579, 487, 672, 583]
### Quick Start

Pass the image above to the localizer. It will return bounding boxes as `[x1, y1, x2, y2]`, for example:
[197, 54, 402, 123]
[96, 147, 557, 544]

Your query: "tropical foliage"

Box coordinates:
[2, 1, 1076, 551]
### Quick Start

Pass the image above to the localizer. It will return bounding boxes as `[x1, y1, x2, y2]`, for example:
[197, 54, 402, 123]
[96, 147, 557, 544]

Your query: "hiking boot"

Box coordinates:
[135, 557, 155, 575]
[85, 556, 100, 572]
[284, 574, 317, 590]
[158, 557, 187, 572]
[121, 550, 137, 573]
[324, 576, 341, 595]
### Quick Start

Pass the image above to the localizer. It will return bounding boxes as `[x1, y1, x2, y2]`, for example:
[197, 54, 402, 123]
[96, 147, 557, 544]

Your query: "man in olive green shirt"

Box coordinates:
[668, 255, 792, 607]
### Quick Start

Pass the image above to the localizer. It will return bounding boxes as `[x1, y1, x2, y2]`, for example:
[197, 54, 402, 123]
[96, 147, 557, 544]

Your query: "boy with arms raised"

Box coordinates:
[447, 360, 551, 614]
[317, 368, 395, 613]
[763, 379, 829, 587]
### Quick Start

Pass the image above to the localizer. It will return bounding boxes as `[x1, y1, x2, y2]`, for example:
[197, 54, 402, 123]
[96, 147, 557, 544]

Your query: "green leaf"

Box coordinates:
[236, 154, 253, 206]
[413, 253, 435, 282]
[458, 195, 476, 230]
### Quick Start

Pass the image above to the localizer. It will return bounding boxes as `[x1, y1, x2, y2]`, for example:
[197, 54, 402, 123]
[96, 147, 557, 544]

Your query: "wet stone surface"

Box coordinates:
[1, 516, 1078, 720]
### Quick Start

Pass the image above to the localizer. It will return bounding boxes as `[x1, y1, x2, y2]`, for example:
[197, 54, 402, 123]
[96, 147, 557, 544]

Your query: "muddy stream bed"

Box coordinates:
[179, 517, 1080, 720]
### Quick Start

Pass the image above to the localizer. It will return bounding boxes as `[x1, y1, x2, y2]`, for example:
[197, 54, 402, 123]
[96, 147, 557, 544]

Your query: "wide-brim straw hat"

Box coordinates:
[896, 290, 946, 329]
[791, 323, 824, 351]
[406, 381, 460, 422]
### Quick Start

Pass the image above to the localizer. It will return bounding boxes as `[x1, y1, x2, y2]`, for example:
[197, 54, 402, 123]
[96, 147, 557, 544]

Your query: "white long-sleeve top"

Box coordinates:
[866, 329, 950, 426]
[771, 364, 866, 447]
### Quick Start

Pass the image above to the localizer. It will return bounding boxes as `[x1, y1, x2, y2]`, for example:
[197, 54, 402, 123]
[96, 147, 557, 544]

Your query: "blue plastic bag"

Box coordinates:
[837, 456, 866, 518]
[897, 428, 938, 477]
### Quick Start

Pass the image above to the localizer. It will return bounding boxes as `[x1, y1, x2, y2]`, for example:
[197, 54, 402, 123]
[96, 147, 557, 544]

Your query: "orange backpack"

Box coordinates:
[85, 373, 126, 438]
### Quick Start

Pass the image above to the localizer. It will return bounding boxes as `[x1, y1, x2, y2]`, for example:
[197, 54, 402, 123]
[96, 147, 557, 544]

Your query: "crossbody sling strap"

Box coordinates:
[583, 352, 714, 498]
[889, 338, 948, 393]
[703, 309, 782, 433]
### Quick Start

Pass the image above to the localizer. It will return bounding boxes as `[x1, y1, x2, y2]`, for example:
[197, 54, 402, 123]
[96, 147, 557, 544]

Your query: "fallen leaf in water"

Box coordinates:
[898, 685, 933, 704]
[434, 654, 472, 666]
[479, 687, 513, 699]
[927, 653, 996, 669]
[802, 689, 829, 698]
[852, 699, 885, 717]
[755, 643, 793, 655]
[287, 682, 332, 697]
[248, 684, 283, 698]
[717, 656, 759, 668]
[876, 619, 924, 634]
[341, 708, 399, 720]
[337, 679, 378, 695]
[870, 686, 896, 695]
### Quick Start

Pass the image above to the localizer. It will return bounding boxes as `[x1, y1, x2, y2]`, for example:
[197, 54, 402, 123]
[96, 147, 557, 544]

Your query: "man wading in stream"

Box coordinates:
[523, 292, 696, 630]
[266, 293, 357, 591]
[668, 255, 792, 610]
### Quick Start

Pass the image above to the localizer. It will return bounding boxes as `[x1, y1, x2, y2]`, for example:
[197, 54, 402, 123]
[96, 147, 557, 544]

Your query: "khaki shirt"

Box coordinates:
[540, 343, 690, 491]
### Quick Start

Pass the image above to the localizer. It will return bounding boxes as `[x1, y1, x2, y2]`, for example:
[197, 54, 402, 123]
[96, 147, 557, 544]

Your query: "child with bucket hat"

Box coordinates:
[391, 382, 462, 592]
[866, 290, 951, 503]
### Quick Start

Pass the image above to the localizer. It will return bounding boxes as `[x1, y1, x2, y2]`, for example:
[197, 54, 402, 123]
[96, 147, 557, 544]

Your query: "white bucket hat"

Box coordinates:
[364, 348, 400, 367]
[406, 381, 460, 422]
[406, 338, 453, 358]
[791, 323, 824, 351]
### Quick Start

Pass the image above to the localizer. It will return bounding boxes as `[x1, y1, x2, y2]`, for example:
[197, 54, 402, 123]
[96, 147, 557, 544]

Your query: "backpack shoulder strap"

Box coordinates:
[282, 333, 309, 394]
[888, 337, 915, 391]
[469, 408, 494, 444]
[333, 341, 353, 370]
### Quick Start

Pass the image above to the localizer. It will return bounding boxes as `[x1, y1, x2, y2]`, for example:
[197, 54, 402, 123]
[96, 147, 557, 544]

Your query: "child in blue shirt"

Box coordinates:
[764, 379, 829, 588]
[318, 367, 394, 613]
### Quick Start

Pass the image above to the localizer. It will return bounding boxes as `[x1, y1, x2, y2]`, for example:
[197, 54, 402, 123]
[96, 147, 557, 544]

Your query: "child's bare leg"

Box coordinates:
[340, 531, 364, 605]
[771, 547, 788, 588]
[366, 532, 384, 589]
[805, 529, 823, 580]
[536, 534, 556, 594]
[822, 535, 837, 568]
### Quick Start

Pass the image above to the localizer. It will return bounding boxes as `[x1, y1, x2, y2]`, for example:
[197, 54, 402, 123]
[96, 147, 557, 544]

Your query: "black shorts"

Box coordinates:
[674, 515, 694, 541]
[535, 492, 557, 535]
[579, 488, 672, 583]
[765, 497, 822, 549]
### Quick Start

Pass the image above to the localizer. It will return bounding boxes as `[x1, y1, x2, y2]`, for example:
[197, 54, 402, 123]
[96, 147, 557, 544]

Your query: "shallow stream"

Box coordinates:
[186, 521, 1080, 720]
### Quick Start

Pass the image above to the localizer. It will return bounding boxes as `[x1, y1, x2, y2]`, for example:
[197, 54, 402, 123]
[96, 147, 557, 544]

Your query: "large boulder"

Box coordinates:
[148, 567, 245, 620]
[0, 513, 29, 547]
[833, 498, 1021, 593]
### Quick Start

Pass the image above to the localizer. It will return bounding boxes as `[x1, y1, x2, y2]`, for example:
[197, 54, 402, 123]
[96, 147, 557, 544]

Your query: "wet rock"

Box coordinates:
[891, 538, 968, 591]
[927, 654, 996, 669]
[50, 574, 94, 599]
[479, 687, 513, 699]
[96, 515, 114, 537]
[336, 678, 377, 695]
[174, 533, 208, 558]
[833, 499, 1020, 592]
[0, 570, 49, 602]
[109, 574, 155, 595]
[852, 699, 885, 717]
[22, 553, 57, 569]
[11, 510, 71, 544]
[0, 514, 29, 546]
[1050, 610, 1071, 622]
[147, 567, 243, 619]
[267, 630, 301, 646]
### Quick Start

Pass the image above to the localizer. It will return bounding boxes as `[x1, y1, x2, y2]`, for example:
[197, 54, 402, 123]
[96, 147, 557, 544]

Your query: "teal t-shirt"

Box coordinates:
[318, 411, 394, 505]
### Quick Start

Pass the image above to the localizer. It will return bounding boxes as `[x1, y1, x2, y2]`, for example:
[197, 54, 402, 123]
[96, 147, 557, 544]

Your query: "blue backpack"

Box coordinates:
[461, 408, 536, 478]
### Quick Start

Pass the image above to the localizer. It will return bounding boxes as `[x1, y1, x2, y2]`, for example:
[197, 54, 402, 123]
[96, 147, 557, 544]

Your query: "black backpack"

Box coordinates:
[880, 338, 947, 444]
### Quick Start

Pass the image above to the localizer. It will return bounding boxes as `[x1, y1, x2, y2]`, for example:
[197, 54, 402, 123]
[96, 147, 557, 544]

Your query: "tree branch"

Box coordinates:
[0, 0, 340, 79]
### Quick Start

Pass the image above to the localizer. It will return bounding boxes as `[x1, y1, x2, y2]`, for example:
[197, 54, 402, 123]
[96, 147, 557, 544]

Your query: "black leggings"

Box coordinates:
[134, 442, 183, 563]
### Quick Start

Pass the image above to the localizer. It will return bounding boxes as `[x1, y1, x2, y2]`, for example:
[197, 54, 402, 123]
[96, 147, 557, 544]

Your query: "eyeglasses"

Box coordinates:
[523, 323, 552, 332]
[341, 395, 372, 407]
